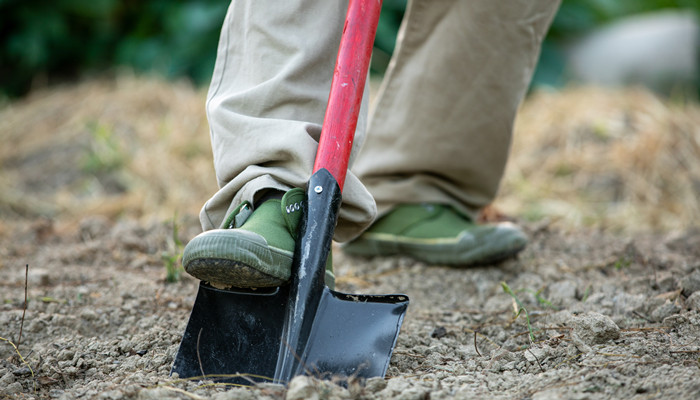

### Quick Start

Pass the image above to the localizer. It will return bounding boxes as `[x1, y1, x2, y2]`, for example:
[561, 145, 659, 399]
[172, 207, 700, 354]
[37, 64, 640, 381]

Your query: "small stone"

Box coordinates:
[686, 292, 700, 310]
[3, 381, 23, 395]
[136, 387, 182, 400]
[656, 274, 677, 292]
[570, 312, 621, 345]
[680, 271, 700, 297]
[662, 314, 688, 327]
[547, 281, 578, 304]
[285, 376, 319, 400]
[431, 326, 448, 339]
[650, 301, 680, 322]
[364, 377, 387, 393]
[400, 387, 430, 400]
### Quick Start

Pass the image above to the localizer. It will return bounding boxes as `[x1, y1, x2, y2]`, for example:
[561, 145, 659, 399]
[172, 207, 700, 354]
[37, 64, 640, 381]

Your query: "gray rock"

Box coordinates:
[0, 371, 15, 386]
[570, 312, 621, 345]
[3, 381, 23, 396]
[680, 271, 700, 297]
[364, 376, 388, 393]
[650, 301, 680, 322]
[136, 388, 182, 400]
[686, 292, 700, 310]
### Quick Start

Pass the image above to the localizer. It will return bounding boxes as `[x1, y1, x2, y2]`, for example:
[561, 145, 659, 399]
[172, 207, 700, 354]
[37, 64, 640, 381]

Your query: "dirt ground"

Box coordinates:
[1, 77, 699, 399]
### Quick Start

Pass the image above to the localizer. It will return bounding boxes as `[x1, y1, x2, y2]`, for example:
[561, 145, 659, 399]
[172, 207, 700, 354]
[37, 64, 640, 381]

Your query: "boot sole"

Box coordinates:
[183, 229, 292, 288]
[343, 226, 527, 266]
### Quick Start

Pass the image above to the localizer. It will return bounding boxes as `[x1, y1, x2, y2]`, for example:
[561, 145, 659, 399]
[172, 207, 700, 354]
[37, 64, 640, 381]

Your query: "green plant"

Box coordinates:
[529, 288, 557, 310]
[501, 281, 536, 343]
[614, 257, 632, 270]
[162, 215, 184, 283]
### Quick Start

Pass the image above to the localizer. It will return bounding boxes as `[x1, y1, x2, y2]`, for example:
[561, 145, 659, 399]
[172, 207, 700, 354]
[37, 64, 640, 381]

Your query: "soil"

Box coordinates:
[1, 78, 700, 399]
[1, 218, 700, 399]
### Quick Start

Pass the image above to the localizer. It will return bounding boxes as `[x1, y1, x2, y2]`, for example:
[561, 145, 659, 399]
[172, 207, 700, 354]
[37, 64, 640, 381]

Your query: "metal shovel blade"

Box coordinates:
[171, 282, 408, 385]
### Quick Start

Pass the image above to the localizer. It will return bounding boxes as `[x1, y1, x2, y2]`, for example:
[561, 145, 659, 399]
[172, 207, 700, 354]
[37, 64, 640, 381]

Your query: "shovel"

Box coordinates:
[171, 0, 409, 385]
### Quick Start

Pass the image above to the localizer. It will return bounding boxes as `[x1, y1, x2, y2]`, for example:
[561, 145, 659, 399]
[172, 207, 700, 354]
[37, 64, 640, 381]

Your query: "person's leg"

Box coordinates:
[345, 0, 560, 265]
[184, 0, 377, 288]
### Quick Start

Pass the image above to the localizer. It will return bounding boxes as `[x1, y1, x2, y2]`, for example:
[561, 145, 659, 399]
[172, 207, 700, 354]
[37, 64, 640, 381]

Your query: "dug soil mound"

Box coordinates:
[1, 77, 699, 399]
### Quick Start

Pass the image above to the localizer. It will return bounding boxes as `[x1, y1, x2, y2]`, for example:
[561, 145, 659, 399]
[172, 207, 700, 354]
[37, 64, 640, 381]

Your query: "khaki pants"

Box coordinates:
[200, 0, 560, 241]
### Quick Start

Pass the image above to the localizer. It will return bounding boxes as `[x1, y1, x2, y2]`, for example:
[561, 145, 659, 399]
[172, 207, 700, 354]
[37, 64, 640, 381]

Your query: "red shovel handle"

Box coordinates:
[312, 0, 383, 192]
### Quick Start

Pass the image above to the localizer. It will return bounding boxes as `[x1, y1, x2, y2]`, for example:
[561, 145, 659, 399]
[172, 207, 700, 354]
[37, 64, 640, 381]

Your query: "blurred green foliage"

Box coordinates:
[1, 0, 227, 97]
[1, 0, 698, 98]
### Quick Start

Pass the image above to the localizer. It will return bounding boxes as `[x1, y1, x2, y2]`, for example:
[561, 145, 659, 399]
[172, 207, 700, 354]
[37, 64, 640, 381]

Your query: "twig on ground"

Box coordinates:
[393, 351, 426, 358]
[527, 348, 545, 373]
[474, 330, 481, 357]
[18, 264, 28, 348]
[670, 349, 700, 354]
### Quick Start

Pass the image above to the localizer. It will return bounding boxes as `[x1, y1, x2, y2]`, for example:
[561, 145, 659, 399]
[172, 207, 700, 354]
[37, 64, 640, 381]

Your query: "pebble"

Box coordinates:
[136, 387, 182, 400]
[0, 371, 15, 386]
[686, 292, 700, 310]
[680, 271, 700, 297]
[650, 301, 680, 322]
[570, 312, 621, 345]
[364, 376, 388, 393]
[3, 381, 23, 396]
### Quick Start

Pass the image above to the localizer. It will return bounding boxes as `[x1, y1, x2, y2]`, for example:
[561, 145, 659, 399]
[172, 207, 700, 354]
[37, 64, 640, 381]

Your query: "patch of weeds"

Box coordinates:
[614, 257, 632, 270]
[501, 281, 536, 343]
[162, 215, 184, 283]
[81, 121, 126, 174]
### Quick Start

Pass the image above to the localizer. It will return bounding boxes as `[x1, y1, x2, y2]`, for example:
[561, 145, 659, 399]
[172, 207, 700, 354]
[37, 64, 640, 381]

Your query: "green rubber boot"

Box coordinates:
[183, 188, 334, 289]
[343, 204, 527, 266]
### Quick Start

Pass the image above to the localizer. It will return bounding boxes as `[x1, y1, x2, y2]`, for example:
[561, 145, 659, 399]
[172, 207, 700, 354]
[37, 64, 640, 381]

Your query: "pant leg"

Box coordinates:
[355, 0, 560, 220]
[200, 0, 376, 241]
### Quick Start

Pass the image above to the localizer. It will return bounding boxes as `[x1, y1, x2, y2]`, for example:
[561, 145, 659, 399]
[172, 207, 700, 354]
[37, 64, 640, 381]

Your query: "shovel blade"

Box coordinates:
[171, 283, 408, 385]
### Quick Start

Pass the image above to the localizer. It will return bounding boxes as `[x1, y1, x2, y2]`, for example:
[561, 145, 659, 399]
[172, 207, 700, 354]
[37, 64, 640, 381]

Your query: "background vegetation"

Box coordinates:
[1, 0, 699, 98]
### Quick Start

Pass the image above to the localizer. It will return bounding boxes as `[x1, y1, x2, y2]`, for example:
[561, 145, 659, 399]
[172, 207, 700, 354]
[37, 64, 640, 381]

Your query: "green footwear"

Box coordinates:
[183, 188, 335, 289]
[342, 204, 527, 266]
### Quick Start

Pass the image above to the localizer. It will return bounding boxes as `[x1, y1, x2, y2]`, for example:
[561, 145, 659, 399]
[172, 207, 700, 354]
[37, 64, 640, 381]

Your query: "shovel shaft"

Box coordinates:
[312, 0, 383, 192]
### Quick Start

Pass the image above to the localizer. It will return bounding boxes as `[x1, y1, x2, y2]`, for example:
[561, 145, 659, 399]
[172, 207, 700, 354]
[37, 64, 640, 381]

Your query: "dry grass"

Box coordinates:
[1, 76, 698, 234]
[0, 75, 215, 223]
[500, 86, 700, 234]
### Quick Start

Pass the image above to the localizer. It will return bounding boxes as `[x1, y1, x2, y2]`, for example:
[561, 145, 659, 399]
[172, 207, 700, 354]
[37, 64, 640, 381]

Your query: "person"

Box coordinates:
[182, 0, 561, 289]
